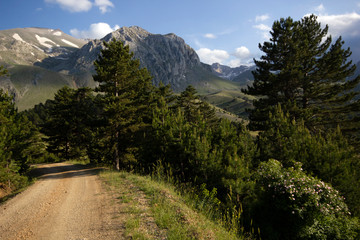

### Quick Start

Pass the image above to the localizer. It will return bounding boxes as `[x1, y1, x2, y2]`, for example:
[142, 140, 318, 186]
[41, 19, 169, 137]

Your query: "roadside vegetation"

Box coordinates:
[100, 170, 240, 239]
[1, 15, 360, 239]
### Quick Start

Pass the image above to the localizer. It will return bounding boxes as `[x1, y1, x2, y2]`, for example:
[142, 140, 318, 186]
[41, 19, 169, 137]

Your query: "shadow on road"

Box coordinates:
[30, 163, 104, 180]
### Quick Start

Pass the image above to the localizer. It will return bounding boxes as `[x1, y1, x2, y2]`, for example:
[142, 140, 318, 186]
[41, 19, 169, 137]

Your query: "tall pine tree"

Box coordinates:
[93, 38, 153, 170]
[243, 15, 360, 136]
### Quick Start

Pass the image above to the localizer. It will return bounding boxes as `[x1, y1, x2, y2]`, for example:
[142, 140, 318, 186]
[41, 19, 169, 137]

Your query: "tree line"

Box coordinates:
[1, 15, 360, 239]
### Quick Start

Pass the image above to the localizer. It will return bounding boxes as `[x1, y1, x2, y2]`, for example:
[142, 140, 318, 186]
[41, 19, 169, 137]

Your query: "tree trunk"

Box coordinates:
[114, 131, 120, 171]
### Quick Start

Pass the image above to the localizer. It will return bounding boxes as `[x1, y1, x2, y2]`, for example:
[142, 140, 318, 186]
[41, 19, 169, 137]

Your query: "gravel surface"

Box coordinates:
[0, 163, 123, 240]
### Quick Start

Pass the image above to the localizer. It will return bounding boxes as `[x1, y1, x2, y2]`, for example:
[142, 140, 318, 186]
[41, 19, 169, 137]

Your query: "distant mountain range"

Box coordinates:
[211, 63, 255, 84]
[0, 26, 254, 111]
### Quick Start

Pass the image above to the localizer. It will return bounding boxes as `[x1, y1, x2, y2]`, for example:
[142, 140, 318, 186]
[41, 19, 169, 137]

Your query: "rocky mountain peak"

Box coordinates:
[103, 26, 151, 42]
[67, 26, 202, 89]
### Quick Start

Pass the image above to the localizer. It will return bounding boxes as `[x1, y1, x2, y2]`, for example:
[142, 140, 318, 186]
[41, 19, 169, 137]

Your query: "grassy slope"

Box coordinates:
[9, 65, 74, 111]
[100, 170, 242, 240]
[202, 90, 255, 118]
[5, 62, 254, 116]
[185, 65, 255, 118]
[186, 65, 244, 95]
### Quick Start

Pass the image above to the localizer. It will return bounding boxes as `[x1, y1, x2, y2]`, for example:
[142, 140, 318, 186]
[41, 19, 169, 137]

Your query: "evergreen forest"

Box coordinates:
[1, 15, 360, 239]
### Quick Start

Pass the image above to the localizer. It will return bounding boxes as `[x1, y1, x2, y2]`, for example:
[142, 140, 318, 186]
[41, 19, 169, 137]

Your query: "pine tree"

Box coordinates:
[43, 86, 75, 160]
[0, 89, 45, 191]
[93, 38, 153, 170]
[243, 15, 360, 135]
[175, 85, 218, 127]
[42, 86, 95, 160]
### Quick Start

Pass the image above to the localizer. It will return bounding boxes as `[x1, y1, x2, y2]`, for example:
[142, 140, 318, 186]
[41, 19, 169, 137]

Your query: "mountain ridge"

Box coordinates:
[0, 26, 248, 110]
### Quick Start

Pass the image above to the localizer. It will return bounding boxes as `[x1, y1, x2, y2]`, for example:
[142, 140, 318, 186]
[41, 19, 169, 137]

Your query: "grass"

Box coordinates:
[100, 170, 242, 240]
[202, 90, 256, 117]
[8, 65, 74, 111]
[186, 66, 244, 95]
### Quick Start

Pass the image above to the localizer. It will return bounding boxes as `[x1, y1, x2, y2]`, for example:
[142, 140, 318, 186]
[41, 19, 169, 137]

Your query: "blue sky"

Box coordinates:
[1, 0, 360, 66]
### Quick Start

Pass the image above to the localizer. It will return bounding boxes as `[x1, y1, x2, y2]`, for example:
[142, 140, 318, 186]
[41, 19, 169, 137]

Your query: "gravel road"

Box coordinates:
[0, 163, 123, 240]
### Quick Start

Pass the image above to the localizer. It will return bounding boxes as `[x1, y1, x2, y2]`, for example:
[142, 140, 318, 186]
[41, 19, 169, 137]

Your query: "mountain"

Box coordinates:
[0, 26, 243, 110]
[46, 26, 241, 92]
[211, 62, 255, 86]
[0, 28, 88, 110]
[0, 27, 86, 65]
[211, 63, 251, 80]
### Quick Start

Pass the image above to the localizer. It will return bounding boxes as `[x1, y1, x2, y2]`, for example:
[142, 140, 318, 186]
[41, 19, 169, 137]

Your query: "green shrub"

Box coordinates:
[252, 159, 359, 239]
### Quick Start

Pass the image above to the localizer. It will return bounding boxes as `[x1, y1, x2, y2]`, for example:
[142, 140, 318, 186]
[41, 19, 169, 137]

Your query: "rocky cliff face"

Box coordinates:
[66, 26, 202, 89]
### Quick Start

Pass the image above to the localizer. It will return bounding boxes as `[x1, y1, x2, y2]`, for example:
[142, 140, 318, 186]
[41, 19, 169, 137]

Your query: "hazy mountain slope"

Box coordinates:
[0, 26, 246, 111]
[0, 27, 86, 66]
[1, 65, 74, 110]
[0, 28, 87, 109]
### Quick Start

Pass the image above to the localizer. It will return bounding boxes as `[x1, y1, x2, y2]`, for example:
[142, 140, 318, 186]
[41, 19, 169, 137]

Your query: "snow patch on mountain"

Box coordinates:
[61, 39, 79, 48]
[12, 33, 26, 43]
[53, 31, 62, 36]
[35, 34, 58, 49]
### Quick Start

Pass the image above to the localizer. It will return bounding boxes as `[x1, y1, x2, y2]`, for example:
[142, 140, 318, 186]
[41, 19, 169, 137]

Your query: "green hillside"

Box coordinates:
[8, 65, 74, 111]
[202, 90, 255, 117]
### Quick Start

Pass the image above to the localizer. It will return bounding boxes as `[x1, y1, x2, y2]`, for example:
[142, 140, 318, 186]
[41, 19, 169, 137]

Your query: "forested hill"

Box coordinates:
[1, 14, 360, 239]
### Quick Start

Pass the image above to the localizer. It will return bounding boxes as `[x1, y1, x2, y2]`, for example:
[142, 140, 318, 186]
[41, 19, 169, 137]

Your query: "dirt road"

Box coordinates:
[0, 163, 123, 240]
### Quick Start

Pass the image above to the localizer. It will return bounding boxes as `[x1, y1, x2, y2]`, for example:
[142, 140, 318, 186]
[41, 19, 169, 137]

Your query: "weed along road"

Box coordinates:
[0, 163, 122, 240]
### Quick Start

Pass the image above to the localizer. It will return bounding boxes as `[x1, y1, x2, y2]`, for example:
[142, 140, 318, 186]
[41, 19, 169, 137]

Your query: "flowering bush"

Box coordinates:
[253, 159, 359, 239]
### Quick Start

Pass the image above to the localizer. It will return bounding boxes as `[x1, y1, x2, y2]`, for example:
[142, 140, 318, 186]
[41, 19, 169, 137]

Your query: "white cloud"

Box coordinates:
[94, 0, 114, 13]
[315, 4, 325, 13]
[230, 46, 252, 67]
[196, 46, 253, 67]
[45, 0, 92, 12]
[234, 46, 251, 59]
[255, 14, 269, 22]
[196, 48, 230, 65]
[317, 12, 360, 37]
[253, 24, 271, 31]
[253, 23, 271, 40]
[70, 22, 120, 39]
[204, 33, 217, 39]
[45, 0, 114, 13]
[228, 59, 243, 68]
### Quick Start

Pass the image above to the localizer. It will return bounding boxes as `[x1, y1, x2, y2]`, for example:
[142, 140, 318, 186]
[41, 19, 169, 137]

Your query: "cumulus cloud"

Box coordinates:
[70, 22, 120, 39]
[234, 46, 251, 59]
[45, 0, 114, 13]
[317, 12, 360, 37]
[204, 33, 217, 39]
[45, 0, 92, 12]
[196, 48, 230, 65]
[94, 0, 114, 13]
[256, 14, 269, 22]
[196, 46, 253, 67]
[229, 46, 252, 67]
